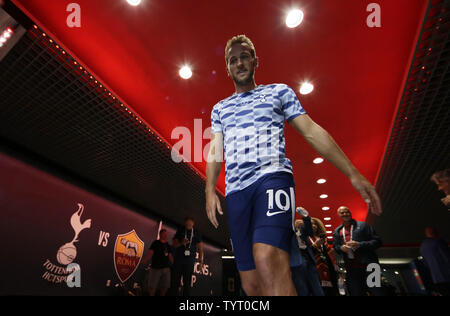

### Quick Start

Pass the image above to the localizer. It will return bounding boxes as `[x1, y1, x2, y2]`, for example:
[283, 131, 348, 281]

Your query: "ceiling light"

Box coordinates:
[325, 224, 332, 228]
[300, 82, 314, 95]
[394, 271, 399, 275]
[317, 179, 326, 184]
[322, 206, 330, 211]
[327, 236, 333, 239]
[0, 37, 6, 44]
[324, 217, 331, 221]
[326, 231, 332, 234]
[286, 9, 304, 28]
[320, 194, 328, 199]
[179, 66, 193, 79]
[313, 157, 324, 164]
[126, 0, 142, 6]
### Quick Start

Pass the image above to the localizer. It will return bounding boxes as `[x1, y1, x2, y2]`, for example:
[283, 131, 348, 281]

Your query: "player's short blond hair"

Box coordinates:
[225, 35, 256, 65]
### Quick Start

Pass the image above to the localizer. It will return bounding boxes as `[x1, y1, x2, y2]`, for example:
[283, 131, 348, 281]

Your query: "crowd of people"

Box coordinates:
[140, 216, 203, 296]
[137, 29, 450, 296]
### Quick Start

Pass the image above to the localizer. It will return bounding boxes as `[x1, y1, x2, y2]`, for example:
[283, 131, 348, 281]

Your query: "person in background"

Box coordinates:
[420, 226, 450, 296]
[290, 207, 324, 296]
[141, 229, 173, 296]
[333, 206, 383, 296]
[172, 216, 204, 296]
[430, 169, 450, 208]
[381, 276, 397, 296]
[309, 217, 339, 296]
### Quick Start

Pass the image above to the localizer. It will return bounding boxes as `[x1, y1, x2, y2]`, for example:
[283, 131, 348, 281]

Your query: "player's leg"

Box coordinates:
[226, 185, 260, 295]
[252, 172, 298, 296]
[253, 243, 296, 295]
[238, 269, 262, 296]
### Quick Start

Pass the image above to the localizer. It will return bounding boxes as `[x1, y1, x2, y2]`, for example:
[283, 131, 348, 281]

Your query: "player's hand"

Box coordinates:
[349, 173, 382, 216]
[206, 191, 223, 229]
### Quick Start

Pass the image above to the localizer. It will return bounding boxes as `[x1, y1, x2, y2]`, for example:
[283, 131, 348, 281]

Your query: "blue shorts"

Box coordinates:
[226, 172, 296, 271]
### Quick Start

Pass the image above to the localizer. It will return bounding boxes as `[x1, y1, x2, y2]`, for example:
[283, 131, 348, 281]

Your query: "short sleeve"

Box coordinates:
[277, 84, 306, 121]
[211, 105, 223, 134]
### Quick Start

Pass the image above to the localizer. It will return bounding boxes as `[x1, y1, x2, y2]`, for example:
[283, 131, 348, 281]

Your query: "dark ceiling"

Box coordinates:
[368, 0, 450, 244]
[0, 0, 448, 253]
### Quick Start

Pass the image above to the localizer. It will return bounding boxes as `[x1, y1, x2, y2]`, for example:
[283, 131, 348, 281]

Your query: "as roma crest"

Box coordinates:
[113, 230, 144, 283]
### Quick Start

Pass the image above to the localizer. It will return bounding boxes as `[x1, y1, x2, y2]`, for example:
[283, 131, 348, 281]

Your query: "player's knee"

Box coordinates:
[241, 279, 260, 296]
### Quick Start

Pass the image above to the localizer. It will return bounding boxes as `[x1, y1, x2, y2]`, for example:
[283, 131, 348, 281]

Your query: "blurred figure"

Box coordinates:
[171, 216, 204, 296]
[381, 276, 397, 296]
[290, 207, 324, 296]
[333, 206, 383, 296]
[430, 169, 450, 207]
[309, 217, 339, 296]
[141, 229, 173, 296]
[420, 226, 450, 296]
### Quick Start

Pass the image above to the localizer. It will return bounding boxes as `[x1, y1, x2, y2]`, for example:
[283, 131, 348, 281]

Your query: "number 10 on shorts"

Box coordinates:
[266, 187, 295, 216]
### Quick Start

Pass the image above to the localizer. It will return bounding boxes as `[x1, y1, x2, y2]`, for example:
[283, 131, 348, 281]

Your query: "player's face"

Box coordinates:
[160, 230, 167, 240]
[226, 43, 257, 86]
[312, 223, 318, 234]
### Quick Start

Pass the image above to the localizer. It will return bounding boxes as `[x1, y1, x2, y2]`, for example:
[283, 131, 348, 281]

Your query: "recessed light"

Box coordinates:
[300, 82, 314, 95]
[317, 179, 326, 184]
[286, 9, 304, 28]
[324, 217, 331, 221]
[325, 224, 332, 228]
[322, 206, 330, 211]
[313, 157, 324, 164]
[127, 0, 142, 6]
[179, 65, 193, 79]
[326, 231, 332, 234]
[327, 236, 333, 239]
[320, 194, 328, 199]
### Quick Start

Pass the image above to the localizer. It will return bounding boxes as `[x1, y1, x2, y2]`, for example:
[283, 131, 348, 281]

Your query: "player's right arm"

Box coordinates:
[205, 132, 224, 229]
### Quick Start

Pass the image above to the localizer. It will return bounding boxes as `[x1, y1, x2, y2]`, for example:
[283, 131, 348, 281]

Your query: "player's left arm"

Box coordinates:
[289, 114, 382, 215]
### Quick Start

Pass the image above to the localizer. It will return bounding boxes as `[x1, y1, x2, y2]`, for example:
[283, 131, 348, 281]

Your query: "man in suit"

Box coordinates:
[333, 206, 382, 296]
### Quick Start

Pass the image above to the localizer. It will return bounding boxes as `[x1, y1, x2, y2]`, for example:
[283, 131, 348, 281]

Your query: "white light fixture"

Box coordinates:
[313, 157, 324, 164]
[222, 256, 235, 259]
[300, 82, 314, 95]
[325, 224, 332, 228]
[179, 65, 193, 79]
[394, 271, 399, 275]
[286, 9, 304, 28]
[0, 37, 6, 44]
[317, 179, 327, 184]
[126, 0, 142, 6]
[324, 217, 331, 221]
[322, 206, 330, 211]
[320, 194, 328, 199]
[327, 236, 333, 239]
[326, 231, 332, 234]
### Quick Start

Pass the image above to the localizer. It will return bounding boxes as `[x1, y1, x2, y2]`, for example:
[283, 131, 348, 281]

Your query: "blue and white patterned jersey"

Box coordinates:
[211, 84, 307, 195]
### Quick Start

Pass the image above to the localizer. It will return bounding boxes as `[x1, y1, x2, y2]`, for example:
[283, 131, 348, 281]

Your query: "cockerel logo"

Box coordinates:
[56, 203, 92, 265]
